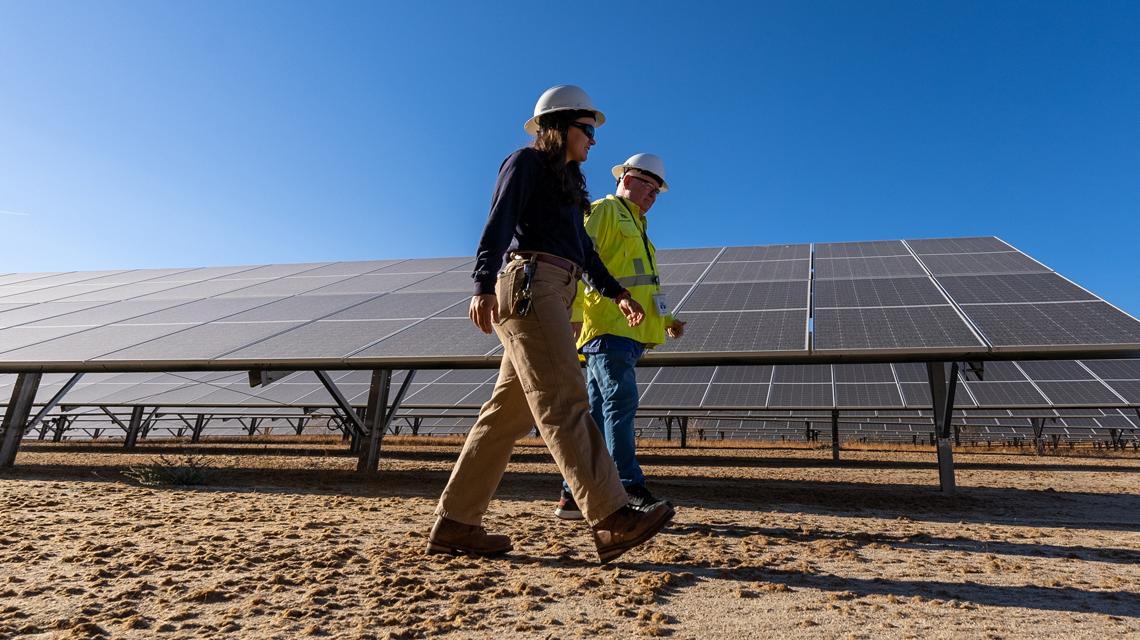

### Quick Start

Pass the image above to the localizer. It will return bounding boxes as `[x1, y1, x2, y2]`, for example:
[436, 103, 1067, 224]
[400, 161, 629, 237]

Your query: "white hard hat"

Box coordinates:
[524, 84, 606, 135]
[612, 153, 669, 192]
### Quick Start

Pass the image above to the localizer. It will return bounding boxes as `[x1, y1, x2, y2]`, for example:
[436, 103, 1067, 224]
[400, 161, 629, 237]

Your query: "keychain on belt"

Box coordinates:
[515, 255, 537, 317]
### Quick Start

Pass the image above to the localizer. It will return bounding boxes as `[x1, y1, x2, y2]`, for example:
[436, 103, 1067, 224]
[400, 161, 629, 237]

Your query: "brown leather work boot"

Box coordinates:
[591, 502, 675, 564]
[425, 517, 512, 556]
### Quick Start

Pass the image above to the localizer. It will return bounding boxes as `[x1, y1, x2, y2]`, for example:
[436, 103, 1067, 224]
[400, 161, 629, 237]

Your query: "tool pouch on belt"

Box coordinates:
[514, 255, 537, 317]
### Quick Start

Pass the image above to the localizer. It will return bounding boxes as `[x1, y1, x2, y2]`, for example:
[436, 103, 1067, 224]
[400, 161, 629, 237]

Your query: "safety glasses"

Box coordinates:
[568, 121, 595, 141]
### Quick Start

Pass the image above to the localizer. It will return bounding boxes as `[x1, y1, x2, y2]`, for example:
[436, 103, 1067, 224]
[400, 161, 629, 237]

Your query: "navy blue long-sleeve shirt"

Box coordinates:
[472, 147, 625, 299]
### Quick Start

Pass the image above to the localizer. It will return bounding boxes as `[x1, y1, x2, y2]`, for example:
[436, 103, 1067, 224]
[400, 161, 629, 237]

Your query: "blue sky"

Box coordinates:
[1, 1, 1137, 315]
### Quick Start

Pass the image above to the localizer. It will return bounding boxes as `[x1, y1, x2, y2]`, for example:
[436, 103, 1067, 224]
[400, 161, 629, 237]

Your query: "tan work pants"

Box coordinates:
[436, 259, 628, 527]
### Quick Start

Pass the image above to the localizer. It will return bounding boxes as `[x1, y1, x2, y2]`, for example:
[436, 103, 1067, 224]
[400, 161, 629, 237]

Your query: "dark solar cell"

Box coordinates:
[432, 370, 498, 384]
[655, 248, 722, 264]
[398, 271, 476, 293]
[350, 318, 503, 358]
[0, 301, 114, 328]
[702, 260, 809, 283]
[64, 282, 211, 302]
[768, 384, 833, 408]
[813, 277, 946, 307]
[136, 279, 275, 300]
[919, 252, 1049, 276]
[216, 294, 375, 323]
[814, 256, 926, 280]
[1103, 381, 1140, 403]
[702, 384, 770, 408]
[814, 306, 982, 350]
[937, 273, 1095, 305]
[0, 283, 132, 304]
[833, 364, 896, 383]
[653, 310, 807, 353]
[377, 257, 473, 273]
[965, 382, 1048, 406]
[300, 272, 435, 295]
[720, 244, 811, 261]
[899, 382, 932, 406]
[144, 265, 261, 282]
[223, 264, 326, 279]
[1016, 360, 1094, 381]
[634, 367, 660, 384]
[215, 276, 355, 298]
[712, 365, 773, 384]
[0, 324, 188, 362]
[772, 364, 832, 384]
[221, 319, 415, 360]
[299, 261, 401, 277]
[1036, 381, 1123, 405]
[959, 361, 1027, 382]
[657, 262, 711, 284]
[323, 292, 468, 320]
[680, 281, 808, 311]
[119, 298, 273, 324]
[835, 384, 904, 407]
[25, 300, 189, 328]
[658, 284, 694, 315]
[100, 322, 306, 361]
[814, 240, 910, 259]
[405, 384, 482, 406]
[1079, 359, 1140, 380]
[962, 302, 1140, 347]
[906, 237, 1012, 254]
[639, 383, 710, 407]
[653, 367, 716, 383]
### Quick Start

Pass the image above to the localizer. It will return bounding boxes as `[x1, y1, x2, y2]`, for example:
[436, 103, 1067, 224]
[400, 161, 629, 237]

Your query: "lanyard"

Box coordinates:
[617, 199, 656, 277]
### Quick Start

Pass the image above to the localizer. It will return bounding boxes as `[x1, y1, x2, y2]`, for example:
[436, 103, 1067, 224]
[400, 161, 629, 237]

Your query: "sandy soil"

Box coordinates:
[2, 438, 1139, 639]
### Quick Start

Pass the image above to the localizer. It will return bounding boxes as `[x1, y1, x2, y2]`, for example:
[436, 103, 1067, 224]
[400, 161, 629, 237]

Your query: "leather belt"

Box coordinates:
[512, 252, 582, 278]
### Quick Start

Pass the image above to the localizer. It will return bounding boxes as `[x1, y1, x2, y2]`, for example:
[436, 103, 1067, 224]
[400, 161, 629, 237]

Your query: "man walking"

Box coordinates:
[557, 153, 685, 519]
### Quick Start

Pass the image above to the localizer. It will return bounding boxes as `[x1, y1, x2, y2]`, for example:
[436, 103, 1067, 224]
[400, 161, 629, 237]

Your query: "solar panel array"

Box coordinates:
[0, 237, 1138, 373]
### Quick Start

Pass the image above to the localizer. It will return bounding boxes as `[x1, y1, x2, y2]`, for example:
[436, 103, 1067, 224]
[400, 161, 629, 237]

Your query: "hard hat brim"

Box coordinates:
[523, 109, 606, 135]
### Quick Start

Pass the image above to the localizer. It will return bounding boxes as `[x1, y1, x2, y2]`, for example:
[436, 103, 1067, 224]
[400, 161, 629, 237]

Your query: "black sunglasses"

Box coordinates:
[568, 121, 595, 141]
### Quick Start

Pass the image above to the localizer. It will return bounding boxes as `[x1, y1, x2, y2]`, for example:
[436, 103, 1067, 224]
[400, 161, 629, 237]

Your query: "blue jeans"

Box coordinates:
[563, 339, 645, 492]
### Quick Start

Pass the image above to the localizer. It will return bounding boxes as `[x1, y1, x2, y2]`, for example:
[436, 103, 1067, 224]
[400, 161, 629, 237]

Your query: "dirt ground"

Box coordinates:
[2, 438, 1139, 639]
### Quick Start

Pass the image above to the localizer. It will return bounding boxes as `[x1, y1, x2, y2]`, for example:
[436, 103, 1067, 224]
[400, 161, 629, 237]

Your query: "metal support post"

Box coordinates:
[191, 415, 207, 443]
[124, 406, 145, 450]
[1032, 418, 1046, 455]
[0, 373, 43, 468]
[804, 420, 811, 442]
[831, 410, 840, 462]
[52, 416, 70, 442]
[927, 361, 960, 495]
[679, 417, 688, 449]
[665, 417, 673, 441]
[357, 370, 417, 473]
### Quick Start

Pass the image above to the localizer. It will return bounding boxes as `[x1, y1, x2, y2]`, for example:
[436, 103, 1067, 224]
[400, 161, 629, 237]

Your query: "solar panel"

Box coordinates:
[813, 307, 983, 351]
[814, 277, 947, 307]
[0, 238, 1136, 374]
[1035, 381, 1123, 405]
[961, 302, 1140, 348]
[834, 384, 904, 408]
[702, 384, 770, 408]
[833, 363, 895, 383]
[963, 381, 1048, 406]
[710, 365, 772, 384]
[814, 256, 927, 279]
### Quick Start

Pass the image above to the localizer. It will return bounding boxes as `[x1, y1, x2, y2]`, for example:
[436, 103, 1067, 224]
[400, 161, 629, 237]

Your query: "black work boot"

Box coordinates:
[426, 517, 512, 556]
[554, 488, 584, 520]
[626, 484, 672, 512]
[591, 502, 674, 564]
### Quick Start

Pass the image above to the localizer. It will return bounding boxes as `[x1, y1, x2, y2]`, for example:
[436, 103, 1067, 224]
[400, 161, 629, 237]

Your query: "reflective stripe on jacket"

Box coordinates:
[572, 195, 672, 349]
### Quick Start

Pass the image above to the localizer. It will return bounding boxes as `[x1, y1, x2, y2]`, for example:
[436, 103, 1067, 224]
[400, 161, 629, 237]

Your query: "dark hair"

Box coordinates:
[533, 109, 594, 212]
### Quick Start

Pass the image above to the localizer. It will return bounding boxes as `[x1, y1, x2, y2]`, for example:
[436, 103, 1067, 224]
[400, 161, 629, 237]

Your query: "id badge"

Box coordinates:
[652, 292, 669, 316]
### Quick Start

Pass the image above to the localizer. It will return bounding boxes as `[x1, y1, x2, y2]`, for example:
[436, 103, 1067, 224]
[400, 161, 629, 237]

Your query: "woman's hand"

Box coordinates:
[666, 318, 686, 339]
[618, 297, 645, 327]
[470, 294, 498, 334]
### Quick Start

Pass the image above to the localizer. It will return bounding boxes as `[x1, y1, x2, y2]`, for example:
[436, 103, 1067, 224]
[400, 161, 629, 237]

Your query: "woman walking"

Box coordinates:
[428, 85, 675, 564]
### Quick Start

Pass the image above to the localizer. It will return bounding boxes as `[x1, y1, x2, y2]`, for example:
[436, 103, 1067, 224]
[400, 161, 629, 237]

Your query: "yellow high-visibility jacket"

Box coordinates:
[573, 195, 673, 349]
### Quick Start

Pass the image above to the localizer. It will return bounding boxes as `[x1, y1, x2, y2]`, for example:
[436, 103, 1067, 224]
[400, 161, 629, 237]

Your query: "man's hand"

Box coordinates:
[666, 318, 686, 339]
[618, 297, 645, 327]
[469, 294, 498, 334]
[571, 322, 583, 340]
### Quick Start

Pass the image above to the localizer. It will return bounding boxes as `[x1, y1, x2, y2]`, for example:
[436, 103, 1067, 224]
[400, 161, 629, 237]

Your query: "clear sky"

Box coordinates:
[1, 1, 1137, 315]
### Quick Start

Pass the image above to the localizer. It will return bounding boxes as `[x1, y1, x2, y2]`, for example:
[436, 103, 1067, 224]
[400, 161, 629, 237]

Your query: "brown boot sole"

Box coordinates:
[425, 541, 512, 557]
[596, 505, 675, 564]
